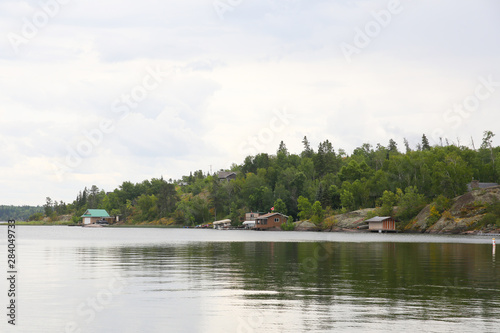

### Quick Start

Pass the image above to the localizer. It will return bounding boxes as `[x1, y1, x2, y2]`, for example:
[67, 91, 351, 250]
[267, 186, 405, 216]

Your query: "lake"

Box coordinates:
[0, 227, 499, 332]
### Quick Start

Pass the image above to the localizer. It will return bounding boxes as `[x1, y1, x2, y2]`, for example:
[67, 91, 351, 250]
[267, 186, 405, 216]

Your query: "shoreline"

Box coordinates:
[2, 222, 499, 235]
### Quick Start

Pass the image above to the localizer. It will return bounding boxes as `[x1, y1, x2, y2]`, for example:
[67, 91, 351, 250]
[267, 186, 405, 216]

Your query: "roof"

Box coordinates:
[255, 212, 287, 219]
[467, 182, 499, 191]
[81, 209, 111, 218]
[218, 171, 237, 179]
[365, 216, 393, 223]
[242, 221, 255, 225]
[213, 219, 232, 225]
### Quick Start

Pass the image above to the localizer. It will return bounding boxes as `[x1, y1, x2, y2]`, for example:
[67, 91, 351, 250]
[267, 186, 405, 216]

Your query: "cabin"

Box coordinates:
[365, 216, 397, 232]
[218, 171, 237, 182]
[254, 213, 287, 230]
[81, 209, 112, 225]
[213, 219, 232, 229]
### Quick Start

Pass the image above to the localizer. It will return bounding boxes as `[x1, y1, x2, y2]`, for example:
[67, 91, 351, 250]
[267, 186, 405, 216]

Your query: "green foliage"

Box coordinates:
[0, 205, 43, 221]
[273, 198, 287, 215]
[28, 212, 44, 221]
[297, 196, 312, 220]
[396, 186, 427, 222]
[311, 201, 325, 224]
[479, 200, 500, 227]
[379, 190, 397, 216]
[340, 189, 355, 211]
[37, 134, 500, 225]
[281, 216, 295, 231]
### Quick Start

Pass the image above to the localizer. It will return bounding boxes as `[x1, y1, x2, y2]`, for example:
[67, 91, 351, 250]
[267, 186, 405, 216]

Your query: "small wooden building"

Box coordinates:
[365, 216, 397, 232]
[81, 209, 112, 225]
[254, 213, 287, 230]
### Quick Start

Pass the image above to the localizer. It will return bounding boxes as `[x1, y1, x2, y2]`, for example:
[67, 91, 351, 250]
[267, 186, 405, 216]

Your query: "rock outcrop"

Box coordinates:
[408, 186, 500, 234]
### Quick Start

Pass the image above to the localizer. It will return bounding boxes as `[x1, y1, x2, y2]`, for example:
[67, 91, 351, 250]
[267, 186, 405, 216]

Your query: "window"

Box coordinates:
[274, 218, 279, 222]
[262, 219, 267, 225]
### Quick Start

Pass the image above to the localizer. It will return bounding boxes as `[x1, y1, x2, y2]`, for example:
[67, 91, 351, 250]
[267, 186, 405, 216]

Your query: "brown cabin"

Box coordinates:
[365, 216, 397, 232]
[254, 213, 287, 230]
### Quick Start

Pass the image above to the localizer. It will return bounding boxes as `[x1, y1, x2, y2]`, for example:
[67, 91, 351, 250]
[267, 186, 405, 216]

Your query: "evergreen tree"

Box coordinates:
[422, 134, 431, 150]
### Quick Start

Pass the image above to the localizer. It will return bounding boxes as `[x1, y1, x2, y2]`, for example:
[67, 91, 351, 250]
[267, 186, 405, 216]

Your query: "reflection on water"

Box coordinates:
[1, 227, 499, 332]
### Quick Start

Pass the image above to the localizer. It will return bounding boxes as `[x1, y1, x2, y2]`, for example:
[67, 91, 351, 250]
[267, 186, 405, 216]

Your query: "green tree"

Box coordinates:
[301, 136, 314, 158]
[44, 197, 53, 217]
[311, 201, 325, 224]
[422, 134, 431, 150]
[297, 196, 312, 220]
[379, 190, 397, 216]
[340, 189, 355, 211]
[273, 198, 287, 215]
[396, 186, 426, 222]
[388, 139, 398, 154]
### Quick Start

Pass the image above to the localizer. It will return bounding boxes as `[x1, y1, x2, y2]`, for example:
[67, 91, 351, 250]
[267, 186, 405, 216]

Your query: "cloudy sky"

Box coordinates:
[1, 0, 499, 205]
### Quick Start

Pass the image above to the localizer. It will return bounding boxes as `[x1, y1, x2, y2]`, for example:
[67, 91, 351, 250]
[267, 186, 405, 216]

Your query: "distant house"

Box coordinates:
[467, 180, 499, 191]
[81, 209, 112, 225]
[365, 216, 397, 232]
[254, 213, 288, 230]
[218, 171, 237, 182]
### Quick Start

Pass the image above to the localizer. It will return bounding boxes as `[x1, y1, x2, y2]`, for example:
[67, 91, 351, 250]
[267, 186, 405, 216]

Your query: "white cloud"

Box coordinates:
[0, 0, 499, 205]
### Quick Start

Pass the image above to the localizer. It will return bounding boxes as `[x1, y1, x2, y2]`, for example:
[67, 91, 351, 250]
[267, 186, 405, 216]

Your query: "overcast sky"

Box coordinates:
[1, 0, 499, 206]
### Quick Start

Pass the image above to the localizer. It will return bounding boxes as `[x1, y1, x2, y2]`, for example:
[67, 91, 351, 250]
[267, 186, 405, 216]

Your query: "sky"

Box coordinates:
[1, 0, 500, 206]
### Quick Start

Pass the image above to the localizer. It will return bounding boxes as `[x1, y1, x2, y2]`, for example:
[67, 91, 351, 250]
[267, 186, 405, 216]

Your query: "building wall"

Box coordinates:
[245, 213, 261, 221]
[383, 219, 396, 230]
[369, 219, 396, 231]
[368, 221, 383, 230]
[83, 217, 111, 224]
[255, 214, 287, 230]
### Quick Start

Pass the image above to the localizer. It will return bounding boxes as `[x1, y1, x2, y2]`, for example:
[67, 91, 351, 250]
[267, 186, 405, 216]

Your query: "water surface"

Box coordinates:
[1, 227, 498, 332]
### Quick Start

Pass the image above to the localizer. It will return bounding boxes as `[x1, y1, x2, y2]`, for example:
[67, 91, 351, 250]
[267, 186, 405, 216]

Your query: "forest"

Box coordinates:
[33, 131, 499, 227]
[0, 205, 43, 222]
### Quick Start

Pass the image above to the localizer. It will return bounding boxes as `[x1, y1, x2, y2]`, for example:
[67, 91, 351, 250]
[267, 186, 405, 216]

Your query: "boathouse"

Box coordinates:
[365, 216, 397, 232]
[213, 219, 232, 229]
[81, 209, 112, 225]
[254, 213, 287, 230]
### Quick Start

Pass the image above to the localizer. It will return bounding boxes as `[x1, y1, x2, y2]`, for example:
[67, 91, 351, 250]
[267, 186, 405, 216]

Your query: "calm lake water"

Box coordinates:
[1, 227, 499, 332]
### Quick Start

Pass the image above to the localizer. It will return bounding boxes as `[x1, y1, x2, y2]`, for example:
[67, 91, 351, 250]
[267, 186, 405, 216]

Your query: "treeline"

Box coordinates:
[0, 205, 43, 221]
[42, 131, 498, 226]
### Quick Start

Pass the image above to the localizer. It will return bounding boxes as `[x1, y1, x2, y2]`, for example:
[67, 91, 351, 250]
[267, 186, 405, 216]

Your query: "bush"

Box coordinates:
[281, 216, 295, 231]
[322, 216, 337, 229]
[479, 200, 500, 227]
[434, 195, 451, 213]
[480, 213, 499, 227]
[28, 212, 44, 221]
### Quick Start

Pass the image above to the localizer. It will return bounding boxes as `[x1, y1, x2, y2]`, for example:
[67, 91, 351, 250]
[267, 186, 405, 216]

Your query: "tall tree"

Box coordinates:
[388, 139, 398, 154]
[301, 136, 314, 158]
[422, 134, 431, 150]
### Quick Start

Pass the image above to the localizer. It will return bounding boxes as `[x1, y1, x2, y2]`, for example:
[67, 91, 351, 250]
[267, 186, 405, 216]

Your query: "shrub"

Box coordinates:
[28, 212, 44, 221]
[281, 222, 295, 231]
[322, 216, 337, 229]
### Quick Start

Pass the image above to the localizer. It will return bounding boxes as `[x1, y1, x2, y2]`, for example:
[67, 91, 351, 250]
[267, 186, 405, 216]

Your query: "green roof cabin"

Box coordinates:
[81, 209, 111, 225]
